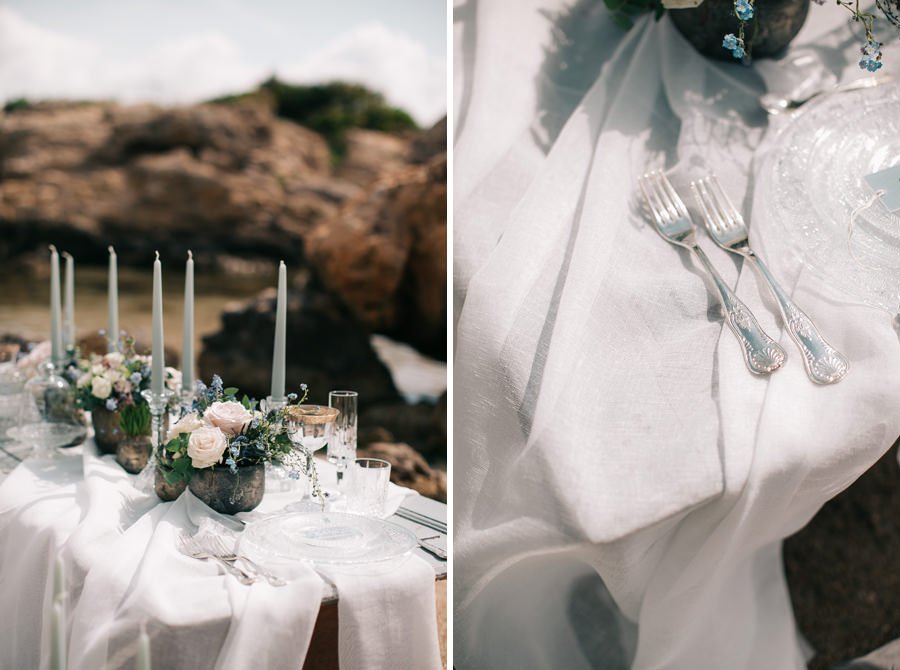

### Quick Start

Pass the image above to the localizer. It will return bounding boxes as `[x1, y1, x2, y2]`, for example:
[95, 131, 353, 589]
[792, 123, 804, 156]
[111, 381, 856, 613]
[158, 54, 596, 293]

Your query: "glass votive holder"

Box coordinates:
[0, 344, 24, 437]
[345, 458, 391, 517]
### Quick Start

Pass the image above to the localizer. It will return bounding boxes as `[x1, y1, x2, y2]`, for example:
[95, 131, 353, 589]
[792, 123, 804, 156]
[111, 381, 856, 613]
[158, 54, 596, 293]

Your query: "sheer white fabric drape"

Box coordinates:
[453, 2, 900, 668]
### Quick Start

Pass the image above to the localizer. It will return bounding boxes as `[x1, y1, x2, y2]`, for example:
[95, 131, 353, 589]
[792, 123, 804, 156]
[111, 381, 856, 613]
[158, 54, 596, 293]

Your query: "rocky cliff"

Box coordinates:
[0, 99, 447, 498]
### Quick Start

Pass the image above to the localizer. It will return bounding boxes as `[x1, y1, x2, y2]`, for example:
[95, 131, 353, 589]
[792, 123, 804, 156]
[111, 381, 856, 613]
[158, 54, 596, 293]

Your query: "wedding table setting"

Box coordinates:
[0, 247, 445, 669]
[453, 0, 900, 668]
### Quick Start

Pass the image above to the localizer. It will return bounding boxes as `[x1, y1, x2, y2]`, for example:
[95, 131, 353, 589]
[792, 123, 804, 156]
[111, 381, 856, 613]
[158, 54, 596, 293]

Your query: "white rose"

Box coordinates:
[167, 412, 205, 441]
[91, 376, 112, 400]
[187, 425, 228, 469]
[103, 352, 124, 368]
[166, 367, 182, 392]
[77, 372, 92, 388]
[91, 364, 105, 376]
[204, 400, 252, 436]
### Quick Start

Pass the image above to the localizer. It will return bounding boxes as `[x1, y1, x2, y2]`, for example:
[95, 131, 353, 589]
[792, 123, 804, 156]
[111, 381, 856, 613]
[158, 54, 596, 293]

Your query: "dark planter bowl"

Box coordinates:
[116, 435, 150, 474]
[188, 464, 266, 515]
[155, 465, 188, 502]
[670, 0, 810, 60]
[92, 407, 123, 454]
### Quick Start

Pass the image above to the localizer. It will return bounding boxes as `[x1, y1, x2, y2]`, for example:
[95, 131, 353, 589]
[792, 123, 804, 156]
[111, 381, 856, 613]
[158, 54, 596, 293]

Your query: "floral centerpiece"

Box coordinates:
[158, 376, 315, 513]
[74, 342, 178, 462]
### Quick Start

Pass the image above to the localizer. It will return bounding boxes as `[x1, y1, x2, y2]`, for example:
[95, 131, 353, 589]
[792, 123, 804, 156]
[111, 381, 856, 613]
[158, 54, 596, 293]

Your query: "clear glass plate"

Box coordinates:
[238, 512, 417, 565]
[7, 423, 86, 448]
[758, 83, 900, 311]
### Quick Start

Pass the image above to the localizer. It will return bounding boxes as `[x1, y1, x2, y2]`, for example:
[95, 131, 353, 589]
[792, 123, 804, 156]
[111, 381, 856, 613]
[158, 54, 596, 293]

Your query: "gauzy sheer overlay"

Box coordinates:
[453, 1, 900, 668]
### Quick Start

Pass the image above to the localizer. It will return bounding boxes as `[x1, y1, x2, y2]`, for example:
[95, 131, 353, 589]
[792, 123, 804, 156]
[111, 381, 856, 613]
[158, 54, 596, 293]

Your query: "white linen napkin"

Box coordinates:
[317, 554, 443, 670]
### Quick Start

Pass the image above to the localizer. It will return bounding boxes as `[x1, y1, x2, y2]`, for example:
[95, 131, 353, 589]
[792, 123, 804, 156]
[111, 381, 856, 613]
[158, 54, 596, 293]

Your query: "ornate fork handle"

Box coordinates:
[693, 246, 787, 375]
[749, 254, 849, 384]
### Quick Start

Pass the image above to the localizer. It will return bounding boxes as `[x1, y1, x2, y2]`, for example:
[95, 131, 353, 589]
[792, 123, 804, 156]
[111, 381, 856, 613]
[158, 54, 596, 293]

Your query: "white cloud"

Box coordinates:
[278, 22, 446, 126]
[0, 8, 445, 125]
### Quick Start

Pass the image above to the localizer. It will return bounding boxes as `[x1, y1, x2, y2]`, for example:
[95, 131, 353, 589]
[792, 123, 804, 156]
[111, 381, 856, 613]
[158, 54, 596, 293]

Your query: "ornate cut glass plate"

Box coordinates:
[757, 82, 900, 311]
[238, 512, 416, 565]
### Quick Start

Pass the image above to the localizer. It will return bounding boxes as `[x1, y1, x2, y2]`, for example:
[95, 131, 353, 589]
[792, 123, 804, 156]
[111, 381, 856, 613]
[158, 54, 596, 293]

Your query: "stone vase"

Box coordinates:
[91, 407, 123, 454]
[188, 464, 266, 515]
[670, 0, 810, 60]
[116, 434, 151, 474]
[155, 465, 188, 502]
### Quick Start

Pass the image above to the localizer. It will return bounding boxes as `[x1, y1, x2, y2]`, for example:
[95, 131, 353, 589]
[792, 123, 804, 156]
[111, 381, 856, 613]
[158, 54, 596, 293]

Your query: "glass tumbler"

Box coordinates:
[346, 458, 391, 517]
[327, 390, 358, 489]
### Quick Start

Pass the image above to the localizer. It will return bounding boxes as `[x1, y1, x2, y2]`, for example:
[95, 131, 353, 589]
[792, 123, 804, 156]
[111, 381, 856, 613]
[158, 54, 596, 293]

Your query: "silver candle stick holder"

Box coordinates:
[179, 386, 196, 417]
[137, 388, 174, 491]
[141, 388, 174, 451]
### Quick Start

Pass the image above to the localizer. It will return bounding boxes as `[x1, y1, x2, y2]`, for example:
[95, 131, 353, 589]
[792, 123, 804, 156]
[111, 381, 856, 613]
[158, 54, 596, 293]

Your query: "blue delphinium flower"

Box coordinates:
[130, 372, 142, 385]
[735, 0, 754, 21]
[208, 375, 225, 400]
[859, 39, 883, 71]
[105, 398, 118, 411]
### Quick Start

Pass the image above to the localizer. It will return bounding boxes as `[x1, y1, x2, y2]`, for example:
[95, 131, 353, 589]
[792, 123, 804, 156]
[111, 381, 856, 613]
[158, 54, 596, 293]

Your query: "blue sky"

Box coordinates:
[0, 0, 447, 124]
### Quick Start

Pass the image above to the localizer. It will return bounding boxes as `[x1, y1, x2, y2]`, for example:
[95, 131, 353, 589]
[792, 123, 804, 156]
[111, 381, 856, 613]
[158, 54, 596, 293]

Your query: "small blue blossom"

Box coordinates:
[722, 33, 746, 60]
[225, 457, 237, 474]
[287, 393, 298, 402]
[734, 0, 754, 21]
[859, 39, 883, 72]
[105, 398, 118, 411]
[130, 372, 142, 385]
[300, 383, 308, 391]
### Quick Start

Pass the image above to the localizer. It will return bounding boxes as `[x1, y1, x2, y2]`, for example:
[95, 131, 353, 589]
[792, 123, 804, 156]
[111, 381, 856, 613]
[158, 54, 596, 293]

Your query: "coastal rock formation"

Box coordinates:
[0, 102, 338, 265]
[359, 441, 447, 502]
[307, 153, 447, 360]
[0, 102, 447, 363]
[197, 278, 400, 407]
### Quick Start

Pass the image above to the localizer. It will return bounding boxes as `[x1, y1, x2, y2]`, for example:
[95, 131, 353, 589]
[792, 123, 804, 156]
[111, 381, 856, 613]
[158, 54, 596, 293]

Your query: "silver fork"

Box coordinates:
[200, 533, 287, 587]
[692, 175, 849, 384]
[175, 531, 255, 585]
[639, 171, 786, 375]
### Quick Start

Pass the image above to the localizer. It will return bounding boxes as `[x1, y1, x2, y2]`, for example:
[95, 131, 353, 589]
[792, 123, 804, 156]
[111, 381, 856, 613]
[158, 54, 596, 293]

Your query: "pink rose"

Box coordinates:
[204, 400, 252, 436]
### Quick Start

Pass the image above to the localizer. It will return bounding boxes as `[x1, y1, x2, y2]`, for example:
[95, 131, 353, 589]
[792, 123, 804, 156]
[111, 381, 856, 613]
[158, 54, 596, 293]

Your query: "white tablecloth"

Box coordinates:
[453, 2, 900, 668]
[0, 442, 443, 670]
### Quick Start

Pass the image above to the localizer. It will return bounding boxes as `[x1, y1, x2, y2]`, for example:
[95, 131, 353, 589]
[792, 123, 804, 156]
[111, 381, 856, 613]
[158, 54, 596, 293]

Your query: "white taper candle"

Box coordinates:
[151, 252, 165, 396]
[50, 599, 66, 670]
[63, 253, 75, 351]
[182, 251, 194, 392]
[136, 623, 151, 670]
[107, 246, 119, 352]
[49, 246, 63, 365]
[270, 261, 287, 402]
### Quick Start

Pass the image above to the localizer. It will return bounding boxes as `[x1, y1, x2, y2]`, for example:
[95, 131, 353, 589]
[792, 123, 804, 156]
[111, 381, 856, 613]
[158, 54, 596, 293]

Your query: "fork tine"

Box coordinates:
[706, 175, 742, 228]
[690, 180, 712, 230]
[639, 172, 667, 226]
[657, 171, 690, 219]
[693, 178, 726, 233]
